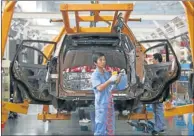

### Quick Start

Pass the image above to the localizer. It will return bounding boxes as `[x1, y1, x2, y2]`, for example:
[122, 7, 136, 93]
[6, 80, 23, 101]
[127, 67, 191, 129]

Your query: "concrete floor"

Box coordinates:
[2, 105, 190, 135]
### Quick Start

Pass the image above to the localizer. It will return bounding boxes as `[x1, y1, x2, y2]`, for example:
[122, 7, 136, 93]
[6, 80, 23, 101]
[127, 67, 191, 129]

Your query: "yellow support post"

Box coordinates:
[1, 1, 17, 58]
[1, 100, 29, 126]
[1, 109, 9, 128]
[182, 1, 194, 125]
[2, 99, 29, 114]
[37, 113, 71, 121]
[182, 1, 194, 64]
[37, 104, 71, 121]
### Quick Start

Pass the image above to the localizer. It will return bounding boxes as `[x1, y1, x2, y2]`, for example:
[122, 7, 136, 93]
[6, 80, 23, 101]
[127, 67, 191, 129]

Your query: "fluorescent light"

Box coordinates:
[36, 19, 53, 26]
[45, 30, 59, 35]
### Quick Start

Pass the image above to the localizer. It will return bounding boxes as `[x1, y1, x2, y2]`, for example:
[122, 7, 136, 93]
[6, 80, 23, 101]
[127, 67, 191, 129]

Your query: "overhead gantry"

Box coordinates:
[1, 1, 194, 130]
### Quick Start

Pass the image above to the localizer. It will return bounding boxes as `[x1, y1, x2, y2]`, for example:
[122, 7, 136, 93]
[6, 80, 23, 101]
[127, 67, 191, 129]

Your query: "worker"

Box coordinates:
[91, 52, 122, 135]
[151, 53, 166, 136]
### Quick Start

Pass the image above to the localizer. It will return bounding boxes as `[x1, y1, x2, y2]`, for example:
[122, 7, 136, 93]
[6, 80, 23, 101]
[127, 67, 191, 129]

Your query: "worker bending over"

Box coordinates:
[91, 52, 122, 135]
[151, 53, 166, 136]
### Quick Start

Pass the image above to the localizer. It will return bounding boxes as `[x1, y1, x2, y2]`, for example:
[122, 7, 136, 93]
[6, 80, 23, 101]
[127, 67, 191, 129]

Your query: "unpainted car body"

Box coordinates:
[11, 33, 181, 112]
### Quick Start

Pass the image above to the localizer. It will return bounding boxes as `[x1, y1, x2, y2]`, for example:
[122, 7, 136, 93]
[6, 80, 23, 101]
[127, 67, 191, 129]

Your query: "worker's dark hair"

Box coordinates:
[92, 52, 105, 63]
[153, 53, 163, 63]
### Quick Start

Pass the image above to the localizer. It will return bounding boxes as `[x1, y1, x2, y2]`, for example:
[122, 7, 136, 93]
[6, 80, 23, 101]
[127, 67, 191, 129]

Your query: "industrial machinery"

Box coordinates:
[1, 0, 194, 129]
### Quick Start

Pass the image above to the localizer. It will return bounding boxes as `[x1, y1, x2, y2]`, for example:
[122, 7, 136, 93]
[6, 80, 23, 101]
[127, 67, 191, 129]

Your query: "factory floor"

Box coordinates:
[2, 105, 191, 135]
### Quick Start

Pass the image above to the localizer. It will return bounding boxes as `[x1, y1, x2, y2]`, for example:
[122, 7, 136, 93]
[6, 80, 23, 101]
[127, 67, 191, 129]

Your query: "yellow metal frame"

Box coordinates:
[58, 2, 145, 56]
[182, 1, 194, 125]
[183, 1, 194, 66]
[37, 113, 71, 121]
[37, 105, 71, 122]
[118, 104, 194, 120]
[1, 1, 16, 58]
[1, 100, 29, 125]
[59, 3, 140, 34]
[1, 1, 193, 124]
[60, 4, 133, 11]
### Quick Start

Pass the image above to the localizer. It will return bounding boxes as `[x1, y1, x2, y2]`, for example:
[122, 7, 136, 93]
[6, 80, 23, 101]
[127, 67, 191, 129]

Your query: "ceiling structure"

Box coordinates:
[4, 1, 187, 43]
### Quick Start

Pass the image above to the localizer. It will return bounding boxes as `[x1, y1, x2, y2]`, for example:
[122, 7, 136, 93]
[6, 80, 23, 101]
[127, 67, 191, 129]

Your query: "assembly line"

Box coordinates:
[1, 1, 194, 135]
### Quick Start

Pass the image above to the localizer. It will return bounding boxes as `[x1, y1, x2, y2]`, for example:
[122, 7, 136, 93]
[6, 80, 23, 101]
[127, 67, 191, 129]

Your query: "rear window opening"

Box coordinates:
[60, 34, 131, 92]
[62, 50, 127, 69]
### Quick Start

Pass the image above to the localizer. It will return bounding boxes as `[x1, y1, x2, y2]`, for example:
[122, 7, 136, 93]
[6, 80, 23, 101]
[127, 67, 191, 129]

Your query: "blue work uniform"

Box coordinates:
[91, 68, 115, 135]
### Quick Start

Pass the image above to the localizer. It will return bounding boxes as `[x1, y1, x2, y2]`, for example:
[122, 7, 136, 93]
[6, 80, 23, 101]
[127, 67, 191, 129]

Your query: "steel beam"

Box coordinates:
[28, 25, 155, 33]
[12, 12, 178, 21]
[60, 4, 133, 11]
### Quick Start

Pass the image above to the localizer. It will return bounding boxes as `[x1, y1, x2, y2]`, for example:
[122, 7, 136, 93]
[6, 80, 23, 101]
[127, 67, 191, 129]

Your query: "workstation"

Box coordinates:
[1, 1, 194, 135]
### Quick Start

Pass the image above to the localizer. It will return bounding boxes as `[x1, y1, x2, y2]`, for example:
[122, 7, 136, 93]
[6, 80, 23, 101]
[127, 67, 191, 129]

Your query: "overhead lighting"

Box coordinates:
[150, 32, 158, 39]
[36, 19, 53, 26]
[156, 28, 166, 37]
[164, 23, 174, 34]
[45, 30, 59, 35]
[17, 1, 36, 12]
[171, 16, 185, 29]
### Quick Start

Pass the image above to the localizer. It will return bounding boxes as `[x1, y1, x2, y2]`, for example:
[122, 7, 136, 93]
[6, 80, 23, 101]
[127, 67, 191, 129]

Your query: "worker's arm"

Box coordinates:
[99, 73, 124, 91]
[91, 74, 117, 92]
[115, 74, 122, 84]
[96, 80, 112, 91]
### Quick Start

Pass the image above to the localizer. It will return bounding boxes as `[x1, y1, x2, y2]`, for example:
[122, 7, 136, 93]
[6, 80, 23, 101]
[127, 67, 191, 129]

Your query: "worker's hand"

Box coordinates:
[115, 74, 122, 84]
[115, 69, 125, 84]
[108, 75, 118, 83]
[120, 69, 126, 75]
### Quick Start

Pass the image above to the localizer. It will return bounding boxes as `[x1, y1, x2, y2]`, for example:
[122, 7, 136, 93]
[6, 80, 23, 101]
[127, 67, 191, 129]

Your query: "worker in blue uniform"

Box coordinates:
[151, 53, 166, 136]
[91, 52, 122, 135]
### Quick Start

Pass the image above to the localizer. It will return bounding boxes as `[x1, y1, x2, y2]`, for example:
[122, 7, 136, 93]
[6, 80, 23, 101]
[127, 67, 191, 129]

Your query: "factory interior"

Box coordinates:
[1, 1, 194, 135]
